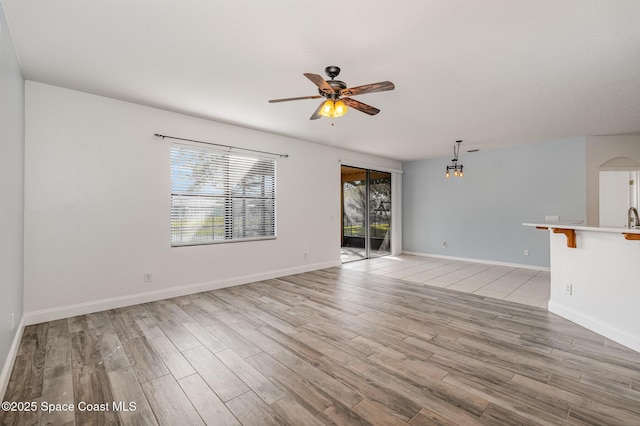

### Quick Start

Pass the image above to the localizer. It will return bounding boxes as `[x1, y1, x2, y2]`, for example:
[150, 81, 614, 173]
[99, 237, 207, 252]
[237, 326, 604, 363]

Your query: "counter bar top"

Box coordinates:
[523, 222, 640, 247]
[523, 222, 640, 234]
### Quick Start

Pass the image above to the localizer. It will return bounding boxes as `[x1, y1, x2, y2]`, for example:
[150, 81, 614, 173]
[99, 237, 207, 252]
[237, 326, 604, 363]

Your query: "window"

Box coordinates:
[170, 142, 276, 246]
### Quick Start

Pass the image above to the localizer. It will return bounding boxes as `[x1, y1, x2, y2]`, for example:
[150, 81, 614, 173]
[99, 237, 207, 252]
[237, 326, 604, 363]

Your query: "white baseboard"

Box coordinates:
[549, 301, 640, 353]
[24, 260, 340, 326]
[1, 316, 25, 400]
[401, 251, 550, 272]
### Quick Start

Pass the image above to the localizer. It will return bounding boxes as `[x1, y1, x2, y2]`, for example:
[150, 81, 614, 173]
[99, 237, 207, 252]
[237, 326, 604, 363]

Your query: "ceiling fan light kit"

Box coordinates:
[268, 66, 394, 122]
[319, 99, 348, 118]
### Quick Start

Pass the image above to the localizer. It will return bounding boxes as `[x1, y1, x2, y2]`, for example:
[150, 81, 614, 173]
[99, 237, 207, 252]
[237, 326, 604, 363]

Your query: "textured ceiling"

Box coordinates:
[3, 0, 640, 161]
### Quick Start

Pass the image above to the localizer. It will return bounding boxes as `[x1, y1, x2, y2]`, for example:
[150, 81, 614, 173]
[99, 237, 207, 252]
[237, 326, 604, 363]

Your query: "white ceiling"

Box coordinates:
[3, 0, 640, 161]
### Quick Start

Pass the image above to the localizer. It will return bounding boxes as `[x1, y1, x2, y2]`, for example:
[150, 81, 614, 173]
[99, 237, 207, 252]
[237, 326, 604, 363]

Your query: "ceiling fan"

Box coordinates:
[268, 66, 395, 120]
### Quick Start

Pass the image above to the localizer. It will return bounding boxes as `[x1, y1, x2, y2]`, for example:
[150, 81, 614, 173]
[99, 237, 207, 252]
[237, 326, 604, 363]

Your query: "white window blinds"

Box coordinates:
[171, 142, 276, 246]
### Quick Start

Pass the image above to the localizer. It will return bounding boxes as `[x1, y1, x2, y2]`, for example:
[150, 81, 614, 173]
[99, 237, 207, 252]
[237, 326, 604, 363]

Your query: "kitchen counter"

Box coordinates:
[524, 222, 640, 353]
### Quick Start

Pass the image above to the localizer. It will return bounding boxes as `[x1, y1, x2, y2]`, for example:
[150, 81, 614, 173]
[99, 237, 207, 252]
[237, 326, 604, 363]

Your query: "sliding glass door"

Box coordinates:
[341, 166, 366, 262]
[341, 166, 391, 262]
[368, 170, 392, 258]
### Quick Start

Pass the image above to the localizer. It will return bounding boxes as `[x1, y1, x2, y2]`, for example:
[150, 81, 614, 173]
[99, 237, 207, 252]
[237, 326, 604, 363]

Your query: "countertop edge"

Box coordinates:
[523, 222, 640, 235]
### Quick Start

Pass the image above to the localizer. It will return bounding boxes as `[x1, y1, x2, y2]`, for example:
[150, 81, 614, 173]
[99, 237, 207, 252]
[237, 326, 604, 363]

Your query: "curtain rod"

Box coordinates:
[154, 133, 289, 158]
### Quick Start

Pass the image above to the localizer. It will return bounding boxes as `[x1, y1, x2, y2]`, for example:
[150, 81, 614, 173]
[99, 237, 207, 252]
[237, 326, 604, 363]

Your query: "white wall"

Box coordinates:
[0, 3, 25, 398]
[24, 81, 401, 323]
[586, 135, 640, 225]
[548, 229, 640, 352]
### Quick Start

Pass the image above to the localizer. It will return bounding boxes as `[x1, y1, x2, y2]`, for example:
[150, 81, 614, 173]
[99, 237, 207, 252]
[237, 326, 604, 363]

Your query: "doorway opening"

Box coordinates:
[341, 165, 392, 263]
[598, 156, 640, 227]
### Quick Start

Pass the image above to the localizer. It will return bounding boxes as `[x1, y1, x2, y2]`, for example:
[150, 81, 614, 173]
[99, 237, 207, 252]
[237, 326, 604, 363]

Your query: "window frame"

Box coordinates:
[170, 141, 277, 247]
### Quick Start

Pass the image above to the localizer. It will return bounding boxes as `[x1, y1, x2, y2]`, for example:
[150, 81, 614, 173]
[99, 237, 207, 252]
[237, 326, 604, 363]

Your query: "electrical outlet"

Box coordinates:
[545, 215, 559, 222]
[304, 253, 308, 260]
[441, 241, 447, 248]
[565, 283, 572, 295]
[144, 273, 152, 283]
[524, 249, 529, 256]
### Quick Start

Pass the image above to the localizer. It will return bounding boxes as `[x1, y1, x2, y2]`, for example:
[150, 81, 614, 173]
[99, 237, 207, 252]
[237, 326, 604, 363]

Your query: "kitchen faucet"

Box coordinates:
[628, 207, 640, 228]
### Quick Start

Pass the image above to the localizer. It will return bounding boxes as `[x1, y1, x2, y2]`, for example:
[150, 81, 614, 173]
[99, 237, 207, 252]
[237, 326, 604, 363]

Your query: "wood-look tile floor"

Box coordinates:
[3, 267, 640, 425]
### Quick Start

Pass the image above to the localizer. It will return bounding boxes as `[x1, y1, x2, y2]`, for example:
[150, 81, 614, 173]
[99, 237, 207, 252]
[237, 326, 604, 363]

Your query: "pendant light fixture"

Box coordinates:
[445, 140, 464, 178]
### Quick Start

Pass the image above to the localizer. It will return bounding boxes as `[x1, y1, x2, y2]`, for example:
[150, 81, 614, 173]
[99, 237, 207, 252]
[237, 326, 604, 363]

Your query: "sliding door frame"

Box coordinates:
[341, 163, 400, 262]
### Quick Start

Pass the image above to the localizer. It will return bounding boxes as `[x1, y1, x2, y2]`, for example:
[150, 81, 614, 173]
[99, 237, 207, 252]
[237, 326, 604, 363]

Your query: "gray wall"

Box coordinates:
[402, 138, 587, 267]
[0, 2, 25, 395]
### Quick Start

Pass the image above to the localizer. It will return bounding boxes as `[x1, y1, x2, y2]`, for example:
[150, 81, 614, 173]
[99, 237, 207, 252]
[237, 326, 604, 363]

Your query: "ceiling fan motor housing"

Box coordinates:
[320, 80, 347, 99]
[318, 66, 346, 99]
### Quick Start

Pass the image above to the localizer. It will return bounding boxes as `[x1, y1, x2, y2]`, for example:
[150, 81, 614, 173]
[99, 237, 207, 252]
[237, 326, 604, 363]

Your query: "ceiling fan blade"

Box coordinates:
[341, 81, 395, 97]
[269, 95, 323, 103]
[304, 73, 335, 94]
[310, 101, 325, 120]
[342, 98, 380, 116]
